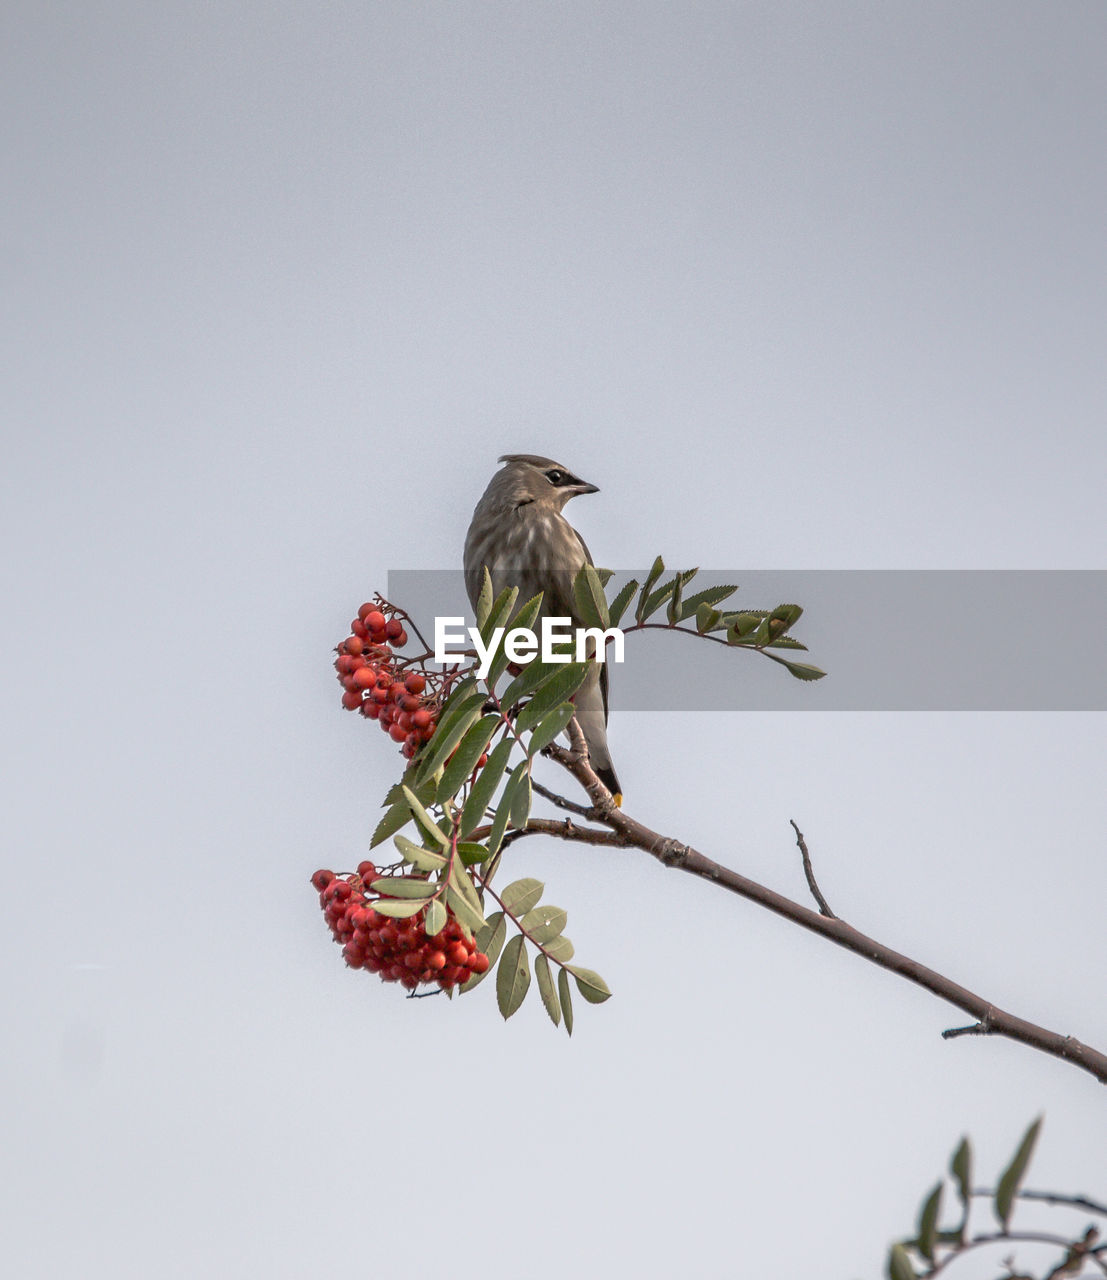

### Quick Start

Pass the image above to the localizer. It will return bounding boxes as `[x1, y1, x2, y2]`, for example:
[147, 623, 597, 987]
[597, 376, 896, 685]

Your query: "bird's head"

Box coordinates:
[494, 454, 599, 512]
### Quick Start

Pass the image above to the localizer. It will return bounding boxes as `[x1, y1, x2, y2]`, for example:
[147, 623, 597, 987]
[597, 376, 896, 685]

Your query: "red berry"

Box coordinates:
[311, 869, 336, 892]
[404, 672, 426, 695]
[385, 619, 403, 640]
[356, 861, 378, 881]
[357, 603, 376, 621]
[412, 708, 432, 729]
[364, 610, 386, 633]
[351, 666, 375, 690]
[341, 690, 362, 710]
[346, 633, 365, 653]
[469, 952, 490, 974]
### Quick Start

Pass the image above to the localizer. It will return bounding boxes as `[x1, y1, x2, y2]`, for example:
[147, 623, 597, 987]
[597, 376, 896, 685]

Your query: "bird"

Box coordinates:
[464, 453, 623, 805]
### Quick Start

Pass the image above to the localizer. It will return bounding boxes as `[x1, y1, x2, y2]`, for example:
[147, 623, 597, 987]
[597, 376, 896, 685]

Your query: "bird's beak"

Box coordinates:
[574, 480, 600, 496]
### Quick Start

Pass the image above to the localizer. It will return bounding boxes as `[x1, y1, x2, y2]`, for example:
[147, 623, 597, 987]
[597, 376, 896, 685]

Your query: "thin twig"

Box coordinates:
[532, 777, 595, 818]
[971, 1189, 1107, 1219]
[789, 819, 836, 918]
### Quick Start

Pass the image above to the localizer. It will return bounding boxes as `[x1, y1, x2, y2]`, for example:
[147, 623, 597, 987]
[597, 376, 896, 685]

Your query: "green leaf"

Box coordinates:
[725, 610, 765, 639]
[514, 663, 589, 736]
[393, 834, 447, 871]
[371, 796, 414, 848]
[456, 841, 491, 865]
[506, 591, 545, 642]
[370, 876, 437, 899]
[412, 691, 487, 785]
[500, 877, 544, 916]
[520, 904, 567, 945]
[371, 897, 427, 919]
[500, 658, 564, 712]
[543, 934, 575, 962]
[496, 934, 531, 1019]
[762, 653, 827, 682]
[485, 592, 546, 689]
[666, 569, 698, 624]
[486, 760, 528, 856]
[569, 966, 612, 1004]
[695, 602, 721, 633]
[444, 882, 486, 938]
[527, 703, 575, 757]
[916, 1183, 943, 1262]
[887, 1243, 917, 1280]
[423, 898, 447, 938]
[607, 578, 639, 627]
[474, 566, 494, 632]
[680, 584, 739, 621]
[764, 636, 808, 650]
[768, 602, 803, 634]
[381, 763, 434, 809]
[573, 563, 610, 630]
[640, 576, 677, 622]
[436, 715, 500, 803]
[950, 1137, 972, 1210]
[458, 735, 515, 840]
[477, 912, 507, 962]
[462, 912, 506, 990]
[508, 764, 532, 829]
[447, 858, 484, 915]
[479, 585, 519, 649]
[401, 785, 450, 848]
[635, 556, 665, 622]
[534, 953, 560, 1027]
[995, 1116, 1043, 1229]
[558, 966, 574, 1036]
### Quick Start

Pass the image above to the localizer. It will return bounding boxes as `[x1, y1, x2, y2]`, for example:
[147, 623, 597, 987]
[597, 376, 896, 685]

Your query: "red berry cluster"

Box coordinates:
[311, 864, 491, 992]
[334, 602, 440, 760]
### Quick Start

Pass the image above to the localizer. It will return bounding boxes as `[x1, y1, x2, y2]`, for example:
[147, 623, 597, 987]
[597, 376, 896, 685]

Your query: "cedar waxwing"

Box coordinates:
[463, 454, 623, 804]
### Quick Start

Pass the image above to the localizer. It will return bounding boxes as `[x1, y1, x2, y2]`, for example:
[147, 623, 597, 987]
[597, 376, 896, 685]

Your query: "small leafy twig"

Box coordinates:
[889, 1123, 1106, 1279]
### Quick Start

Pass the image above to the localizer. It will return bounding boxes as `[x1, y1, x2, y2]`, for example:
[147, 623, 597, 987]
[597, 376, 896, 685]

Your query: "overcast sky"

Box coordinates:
[3, 4, 1105, 1278]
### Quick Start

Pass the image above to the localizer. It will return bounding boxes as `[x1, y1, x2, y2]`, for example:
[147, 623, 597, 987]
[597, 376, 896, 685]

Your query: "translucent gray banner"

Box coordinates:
[386, 570, 1106, 711]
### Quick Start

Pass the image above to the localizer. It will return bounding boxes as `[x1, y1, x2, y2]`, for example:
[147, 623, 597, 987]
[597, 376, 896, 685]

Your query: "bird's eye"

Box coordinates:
[545, 469, 565, 485]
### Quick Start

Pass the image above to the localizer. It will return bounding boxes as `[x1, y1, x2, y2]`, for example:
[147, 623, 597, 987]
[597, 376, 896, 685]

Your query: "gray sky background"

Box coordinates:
[3, 4, 1105, 1277]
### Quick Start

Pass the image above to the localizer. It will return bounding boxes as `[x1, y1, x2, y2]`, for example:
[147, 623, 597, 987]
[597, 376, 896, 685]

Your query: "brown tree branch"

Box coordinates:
[541, 721, 1107, 1086]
